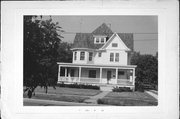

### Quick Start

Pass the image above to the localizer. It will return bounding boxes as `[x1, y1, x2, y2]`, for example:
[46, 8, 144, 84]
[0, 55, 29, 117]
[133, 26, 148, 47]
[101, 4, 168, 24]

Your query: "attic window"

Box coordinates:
[112, 43, 118, 47]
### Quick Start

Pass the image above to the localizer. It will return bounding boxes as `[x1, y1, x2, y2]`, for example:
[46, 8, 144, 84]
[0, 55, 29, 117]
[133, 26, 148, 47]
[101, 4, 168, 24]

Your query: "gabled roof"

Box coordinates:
[71, 23, 134, 51]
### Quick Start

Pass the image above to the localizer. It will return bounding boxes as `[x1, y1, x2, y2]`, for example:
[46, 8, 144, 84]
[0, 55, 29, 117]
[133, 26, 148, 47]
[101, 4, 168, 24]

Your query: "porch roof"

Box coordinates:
[57, 62, 136, 69]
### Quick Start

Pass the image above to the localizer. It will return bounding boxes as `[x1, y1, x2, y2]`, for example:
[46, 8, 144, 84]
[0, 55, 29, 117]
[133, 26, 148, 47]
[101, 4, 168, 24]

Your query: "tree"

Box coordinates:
[57, 42, 73, 63]
[131, 52, 158, 91]
[23, 16, 64, 97]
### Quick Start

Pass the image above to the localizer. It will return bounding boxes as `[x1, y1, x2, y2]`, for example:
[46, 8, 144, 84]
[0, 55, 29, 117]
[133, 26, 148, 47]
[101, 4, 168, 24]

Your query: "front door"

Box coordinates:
[107, 71, 111, 84]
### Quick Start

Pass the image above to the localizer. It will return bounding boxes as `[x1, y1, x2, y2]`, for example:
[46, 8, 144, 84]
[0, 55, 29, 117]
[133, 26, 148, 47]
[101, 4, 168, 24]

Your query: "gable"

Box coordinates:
[101, 33, 130, 51]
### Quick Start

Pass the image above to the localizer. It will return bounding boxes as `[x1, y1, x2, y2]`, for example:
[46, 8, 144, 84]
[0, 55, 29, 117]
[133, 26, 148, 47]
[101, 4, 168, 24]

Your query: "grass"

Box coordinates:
[97, 91, 158, 106]
[24, 86, 101, 103]
[34, 86, 101, 96]
[23, 93, 88, 103]
[106, 91, 157, 101]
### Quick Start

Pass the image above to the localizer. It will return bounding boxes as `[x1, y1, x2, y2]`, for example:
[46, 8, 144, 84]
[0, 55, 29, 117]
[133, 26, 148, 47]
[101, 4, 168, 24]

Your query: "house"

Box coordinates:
[57, 23, 136, 91]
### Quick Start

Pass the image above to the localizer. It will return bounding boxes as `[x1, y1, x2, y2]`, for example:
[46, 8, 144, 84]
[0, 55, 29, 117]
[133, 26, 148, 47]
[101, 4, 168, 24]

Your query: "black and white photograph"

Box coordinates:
[1, 1, 178, 119]
[23, 15, 158, 106]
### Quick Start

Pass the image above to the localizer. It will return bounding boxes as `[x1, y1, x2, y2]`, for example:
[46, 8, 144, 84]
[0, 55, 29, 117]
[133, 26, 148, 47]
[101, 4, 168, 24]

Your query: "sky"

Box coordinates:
[44, 16, 158, 55]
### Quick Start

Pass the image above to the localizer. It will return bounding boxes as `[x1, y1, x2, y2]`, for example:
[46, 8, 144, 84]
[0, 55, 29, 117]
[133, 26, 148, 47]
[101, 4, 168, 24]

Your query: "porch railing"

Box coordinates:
[58, 76, 100, 84]
[58, 77, 133, 85]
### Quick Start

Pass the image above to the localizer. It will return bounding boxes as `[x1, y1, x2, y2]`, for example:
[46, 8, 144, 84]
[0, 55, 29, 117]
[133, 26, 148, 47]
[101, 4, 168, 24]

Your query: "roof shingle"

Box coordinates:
[72, 23, 134, 51]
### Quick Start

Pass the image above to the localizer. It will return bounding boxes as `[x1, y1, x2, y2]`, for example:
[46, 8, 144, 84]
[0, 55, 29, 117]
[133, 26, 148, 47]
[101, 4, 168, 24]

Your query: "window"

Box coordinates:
[115, 53, 119, 62]
[110, 53, 114, 62]
[98, 52, 102, 57]
[100, 38, 104, 43]
[118, 71, 125, 75]
[96, 38, 99, 43]
[94, 37, 107, 44]
[112, 43, 118, 47]
[89, 70, 96, 78]
[89, 52, 93, 61]
[70, 69, 75, 77]
[80, 52, 85, 60]
[74, 52, 77, 60]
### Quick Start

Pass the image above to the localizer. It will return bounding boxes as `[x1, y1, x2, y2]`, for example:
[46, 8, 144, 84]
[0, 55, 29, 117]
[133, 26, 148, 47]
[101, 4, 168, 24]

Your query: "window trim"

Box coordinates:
[89, 52, 93, 61]
[94, 36, 107, 44]
[80, 52, 85, 60]
[74, 52, 77, 60]
[115, 53, 119, 62]
[112, 43, 118, 47]
[110, 53, 114, 62]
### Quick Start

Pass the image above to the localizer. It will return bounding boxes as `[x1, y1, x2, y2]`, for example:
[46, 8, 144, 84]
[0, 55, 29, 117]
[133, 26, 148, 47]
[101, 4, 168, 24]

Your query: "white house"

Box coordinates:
[57, 23, 136, 91]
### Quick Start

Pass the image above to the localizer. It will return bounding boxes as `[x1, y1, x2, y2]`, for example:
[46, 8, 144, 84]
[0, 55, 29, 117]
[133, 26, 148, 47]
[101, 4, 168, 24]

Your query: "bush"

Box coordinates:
[112, 87, 132, 92]
[57, 83, 100, 90]
[135, 82, 144, 92]
[97, 99, 104, 104]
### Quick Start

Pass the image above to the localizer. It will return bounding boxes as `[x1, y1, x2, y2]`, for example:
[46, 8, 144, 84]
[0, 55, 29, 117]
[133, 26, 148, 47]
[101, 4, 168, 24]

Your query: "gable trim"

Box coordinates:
[100, 33, 131, 51]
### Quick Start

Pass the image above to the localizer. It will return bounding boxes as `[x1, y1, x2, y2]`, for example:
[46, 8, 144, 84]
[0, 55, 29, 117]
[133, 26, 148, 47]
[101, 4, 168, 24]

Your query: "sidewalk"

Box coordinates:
[145, 90, 158, 100]
[84, 91, 110, 104]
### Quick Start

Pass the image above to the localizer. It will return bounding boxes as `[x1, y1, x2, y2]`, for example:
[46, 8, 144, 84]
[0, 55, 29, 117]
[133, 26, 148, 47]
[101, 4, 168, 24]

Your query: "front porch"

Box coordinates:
[57, 63, 136, 91]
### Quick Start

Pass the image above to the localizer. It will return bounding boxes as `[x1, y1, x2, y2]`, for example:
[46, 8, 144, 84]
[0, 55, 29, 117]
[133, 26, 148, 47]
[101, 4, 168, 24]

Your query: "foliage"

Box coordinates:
[23, 16, 72, 98]
[57, 83, 100, 90]
[57, 42, 73, 63]
[112, 87, 132, 92]
[131, 52, 158, 91]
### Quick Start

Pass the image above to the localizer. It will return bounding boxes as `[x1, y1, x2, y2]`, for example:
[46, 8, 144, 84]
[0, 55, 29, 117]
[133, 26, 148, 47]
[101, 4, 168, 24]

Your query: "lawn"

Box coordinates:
[23, 93, 89, 103]
[24, 86, 101, 104]
[34, 86, 101, 96]
[97, 91, 158, 106]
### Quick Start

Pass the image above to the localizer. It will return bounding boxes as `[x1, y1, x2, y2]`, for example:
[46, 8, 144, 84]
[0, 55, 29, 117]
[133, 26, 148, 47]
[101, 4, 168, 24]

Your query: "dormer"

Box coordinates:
[94, 35, 107, 44]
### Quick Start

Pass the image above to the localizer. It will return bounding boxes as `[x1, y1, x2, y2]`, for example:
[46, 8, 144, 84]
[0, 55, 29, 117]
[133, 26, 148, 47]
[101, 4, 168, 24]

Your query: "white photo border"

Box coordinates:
[1, 1, 179, 119]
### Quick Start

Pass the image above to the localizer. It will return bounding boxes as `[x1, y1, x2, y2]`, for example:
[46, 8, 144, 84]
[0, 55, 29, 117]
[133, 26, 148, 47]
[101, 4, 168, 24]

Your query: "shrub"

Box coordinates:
[135, 82, 144, 92]
[97, 99, 104, 104]
[112, 87, 132, 92]
[57, 83, 100, 90]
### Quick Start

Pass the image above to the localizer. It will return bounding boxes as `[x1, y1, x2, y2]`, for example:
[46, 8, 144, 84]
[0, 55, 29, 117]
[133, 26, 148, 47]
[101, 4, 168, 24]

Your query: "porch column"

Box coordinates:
[115, 68, 118, 84]
[99, 67, 102, 83]
[132, 68, 135, 86]
[132, 68, 135, 91]
[78, 67, 81, 82]
[65, 67, 67, 81]
[58, 65, 61, 82]
[68, 68, 71, 82]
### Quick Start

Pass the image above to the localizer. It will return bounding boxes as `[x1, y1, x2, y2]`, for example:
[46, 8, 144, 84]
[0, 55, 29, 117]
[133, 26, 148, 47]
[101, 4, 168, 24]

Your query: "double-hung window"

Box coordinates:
[89, 52, 93, 61]
[110, 53, 114, 62]
[89, 70, 96, 78]
[98, 52, 102, 57]
[74, 52, 77, 60]
[115, 53, 119, 62]
[80, 52, 85, 60]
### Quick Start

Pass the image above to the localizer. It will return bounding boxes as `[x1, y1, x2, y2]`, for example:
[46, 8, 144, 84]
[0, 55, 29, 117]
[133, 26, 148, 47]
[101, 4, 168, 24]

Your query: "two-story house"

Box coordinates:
[57, 23, 136, 91]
